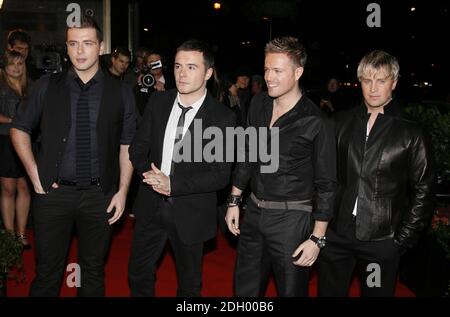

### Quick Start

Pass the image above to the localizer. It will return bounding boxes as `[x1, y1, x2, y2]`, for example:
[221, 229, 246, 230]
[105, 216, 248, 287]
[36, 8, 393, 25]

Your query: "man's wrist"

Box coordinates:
[309, 234, 326, 249]
[227, 194, 242, 207]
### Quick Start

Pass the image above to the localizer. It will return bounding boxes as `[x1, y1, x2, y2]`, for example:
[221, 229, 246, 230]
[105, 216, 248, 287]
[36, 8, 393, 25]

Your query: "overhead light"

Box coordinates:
[213, 2, 221, 10]
[143, 28, 149, 32]
[411, 7, 416, 12]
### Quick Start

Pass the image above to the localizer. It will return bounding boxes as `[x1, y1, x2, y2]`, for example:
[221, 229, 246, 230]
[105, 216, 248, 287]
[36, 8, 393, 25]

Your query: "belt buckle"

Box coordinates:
[258, 198, 264, 208]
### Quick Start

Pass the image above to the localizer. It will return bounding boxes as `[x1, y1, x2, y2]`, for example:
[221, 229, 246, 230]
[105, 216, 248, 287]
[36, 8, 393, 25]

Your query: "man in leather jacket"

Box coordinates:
[318, 50, 435, 297]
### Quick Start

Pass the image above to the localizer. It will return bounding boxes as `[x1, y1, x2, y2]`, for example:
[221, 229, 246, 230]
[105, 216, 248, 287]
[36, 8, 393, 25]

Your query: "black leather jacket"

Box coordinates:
[331, 100, 435, 251]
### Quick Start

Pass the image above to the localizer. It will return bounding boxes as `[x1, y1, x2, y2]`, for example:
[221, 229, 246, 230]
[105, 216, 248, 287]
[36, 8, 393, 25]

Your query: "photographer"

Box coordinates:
[135, 51, 173, 115]
[107, 47, 135, 86]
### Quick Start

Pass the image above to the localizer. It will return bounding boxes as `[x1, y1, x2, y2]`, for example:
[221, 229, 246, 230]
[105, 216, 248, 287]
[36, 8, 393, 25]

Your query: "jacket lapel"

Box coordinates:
[365, 101, 399, 150]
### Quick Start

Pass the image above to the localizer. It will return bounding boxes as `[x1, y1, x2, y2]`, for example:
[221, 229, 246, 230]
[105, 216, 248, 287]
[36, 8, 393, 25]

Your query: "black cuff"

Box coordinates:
[226, 194, 242, 207]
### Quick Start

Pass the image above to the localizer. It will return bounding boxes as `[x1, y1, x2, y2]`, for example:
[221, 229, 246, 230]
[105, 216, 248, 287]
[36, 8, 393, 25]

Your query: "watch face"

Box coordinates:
[317, 238, 326, 249]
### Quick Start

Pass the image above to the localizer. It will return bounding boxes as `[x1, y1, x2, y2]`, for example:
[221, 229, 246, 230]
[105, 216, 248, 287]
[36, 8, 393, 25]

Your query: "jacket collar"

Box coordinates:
[263, 93, 312, 127]
[356, 98, 401, 118]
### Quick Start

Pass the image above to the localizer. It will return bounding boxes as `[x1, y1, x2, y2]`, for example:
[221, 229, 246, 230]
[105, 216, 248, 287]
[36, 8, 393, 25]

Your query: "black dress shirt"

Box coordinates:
[233, 92, 337, 221]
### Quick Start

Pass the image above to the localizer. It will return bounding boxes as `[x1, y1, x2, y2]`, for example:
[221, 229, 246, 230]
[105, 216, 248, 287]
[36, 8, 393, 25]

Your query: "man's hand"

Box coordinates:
[292, 239, 320, 267]
[225, 205, 241, 236]
[154, 81, 165, 91]
[106, 190, 127, 225]
[142, 162, 170, 196]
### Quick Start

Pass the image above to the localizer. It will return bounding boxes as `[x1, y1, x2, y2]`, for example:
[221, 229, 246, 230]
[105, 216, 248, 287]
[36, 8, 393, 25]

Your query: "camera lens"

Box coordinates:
[142, 73, 155, 88]
[85, 9, 94, 17]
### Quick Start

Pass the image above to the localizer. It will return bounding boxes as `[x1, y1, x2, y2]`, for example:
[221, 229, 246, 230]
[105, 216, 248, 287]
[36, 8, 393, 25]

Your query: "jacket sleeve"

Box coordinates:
[394, 128, 436, 251]
[232, 97, 257, 191]
[128, 93, 156, 176]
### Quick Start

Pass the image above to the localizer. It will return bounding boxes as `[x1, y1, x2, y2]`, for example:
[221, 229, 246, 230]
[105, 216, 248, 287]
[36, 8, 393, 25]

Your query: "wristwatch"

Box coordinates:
[309, 234, 326, 249]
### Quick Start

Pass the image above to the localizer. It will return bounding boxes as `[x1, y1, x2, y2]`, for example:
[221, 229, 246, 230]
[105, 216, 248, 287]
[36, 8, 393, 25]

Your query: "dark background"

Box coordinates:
[111, 0, 449, 100]
[0, 0, 447, 100]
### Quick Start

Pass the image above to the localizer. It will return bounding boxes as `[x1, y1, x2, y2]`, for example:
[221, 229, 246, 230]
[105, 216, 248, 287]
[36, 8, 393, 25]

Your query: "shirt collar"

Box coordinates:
[176, 89, 207, 112]
[67, 67, 104, 87]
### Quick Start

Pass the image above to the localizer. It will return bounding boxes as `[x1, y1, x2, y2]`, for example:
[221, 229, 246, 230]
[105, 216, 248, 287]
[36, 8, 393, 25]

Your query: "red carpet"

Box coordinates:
[7, 217, 414, 297]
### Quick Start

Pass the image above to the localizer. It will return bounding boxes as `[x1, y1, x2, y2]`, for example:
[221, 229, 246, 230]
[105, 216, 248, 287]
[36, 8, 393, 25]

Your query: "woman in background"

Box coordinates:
[0, 49, 31, 249]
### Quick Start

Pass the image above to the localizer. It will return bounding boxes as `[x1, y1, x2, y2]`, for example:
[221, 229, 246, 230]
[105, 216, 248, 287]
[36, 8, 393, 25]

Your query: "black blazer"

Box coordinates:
[129, 89, 236, 244]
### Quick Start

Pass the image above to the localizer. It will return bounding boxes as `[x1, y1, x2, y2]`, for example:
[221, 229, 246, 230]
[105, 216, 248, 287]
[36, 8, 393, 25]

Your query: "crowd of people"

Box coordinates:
[0, 15, 436, 297]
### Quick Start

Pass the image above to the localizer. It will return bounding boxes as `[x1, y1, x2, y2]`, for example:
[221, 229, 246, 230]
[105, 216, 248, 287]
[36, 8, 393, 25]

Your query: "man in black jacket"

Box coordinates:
[11, 16, 136, 296]
[318, 50, 435, 297]
[225, 36, 337, 297]
[128, 40, 235, 297]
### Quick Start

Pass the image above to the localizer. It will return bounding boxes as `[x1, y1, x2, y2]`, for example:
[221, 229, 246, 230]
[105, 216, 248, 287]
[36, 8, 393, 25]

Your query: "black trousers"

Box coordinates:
[30, 184, 113, 297]
[318, 221, 401, 297]
[128, 198, 203, 297]
[234, 198, 312, 297]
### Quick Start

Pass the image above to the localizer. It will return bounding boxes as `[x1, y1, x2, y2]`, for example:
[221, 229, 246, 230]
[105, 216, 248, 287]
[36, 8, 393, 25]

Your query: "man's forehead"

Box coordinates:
[117, 54, 130, 61]
[362, 67, 390, 80]
[175, 50, 204, 62]
[67, 28, 99, 42]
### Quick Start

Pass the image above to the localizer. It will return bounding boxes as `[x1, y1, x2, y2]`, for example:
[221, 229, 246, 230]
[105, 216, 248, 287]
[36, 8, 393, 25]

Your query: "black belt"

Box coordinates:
[58, 178, 100, 186]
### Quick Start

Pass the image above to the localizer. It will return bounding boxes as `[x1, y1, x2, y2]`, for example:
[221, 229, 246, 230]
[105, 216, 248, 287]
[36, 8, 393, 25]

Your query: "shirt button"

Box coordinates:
[62, 138, 67, 142]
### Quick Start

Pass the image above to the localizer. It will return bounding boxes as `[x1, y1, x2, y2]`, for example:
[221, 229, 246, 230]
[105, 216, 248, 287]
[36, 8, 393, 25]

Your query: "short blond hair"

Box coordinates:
[265, 36, 307, 67]
[0, 50, 28, 97]
[357, 50, 399, 81]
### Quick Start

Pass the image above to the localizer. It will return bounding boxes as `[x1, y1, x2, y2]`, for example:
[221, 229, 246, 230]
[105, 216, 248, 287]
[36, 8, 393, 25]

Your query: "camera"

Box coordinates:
[141, 60, 163, 88]
[85, 8, 95, 17]
[34, 45, 64, 73]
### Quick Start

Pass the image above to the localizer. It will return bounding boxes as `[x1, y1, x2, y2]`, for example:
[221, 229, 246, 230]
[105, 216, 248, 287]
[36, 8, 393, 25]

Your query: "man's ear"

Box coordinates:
[392, 80, 398, 91]
[295, 66, 304, 81]
[205, 67, 213, 81]
[99, 41, 105, 55]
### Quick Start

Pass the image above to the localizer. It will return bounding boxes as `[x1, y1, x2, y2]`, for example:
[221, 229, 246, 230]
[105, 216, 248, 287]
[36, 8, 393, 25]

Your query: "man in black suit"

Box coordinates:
[128, 40, 235, 297]
[11, 16, 136, 296]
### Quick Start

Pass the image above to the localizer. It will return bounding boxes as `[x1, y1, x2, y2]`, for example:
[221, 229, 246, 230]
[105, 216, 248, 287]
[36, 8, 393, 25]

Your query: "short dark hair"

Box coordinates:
[66, 15, 103, 42]
[7, 29, 31, 47]
[112, 47, 131, 59]
[176, 39, 214, 69]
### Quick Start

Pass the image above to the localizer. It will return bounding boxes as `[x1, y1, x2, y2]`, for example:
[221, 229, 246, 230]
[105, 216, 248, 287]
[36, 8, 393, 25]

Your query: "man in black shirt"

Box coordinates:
[225, 36, 337, 296]
[11, 16, 136, 296]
